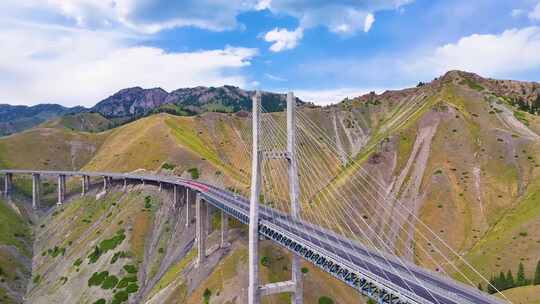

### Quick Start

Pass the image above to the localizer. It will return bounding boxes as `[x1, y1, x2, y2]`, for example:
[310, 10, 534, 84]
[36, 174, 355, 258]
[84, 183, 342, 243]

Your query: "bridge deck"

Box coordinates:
[0, 170, 506, 304]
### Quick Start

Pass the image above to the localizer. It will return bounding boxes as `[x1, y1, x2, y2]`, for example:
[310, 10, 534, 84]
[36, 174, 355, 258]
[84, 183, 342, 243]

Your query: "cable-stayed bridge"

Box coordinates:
[0, 92, 509, 304]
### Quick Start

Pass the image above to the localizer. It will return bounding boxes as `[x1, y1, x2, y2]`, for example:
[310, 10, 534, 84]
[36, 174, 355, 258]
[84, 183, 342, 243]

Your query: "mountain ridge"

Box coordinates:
[0, 85, 306, 136]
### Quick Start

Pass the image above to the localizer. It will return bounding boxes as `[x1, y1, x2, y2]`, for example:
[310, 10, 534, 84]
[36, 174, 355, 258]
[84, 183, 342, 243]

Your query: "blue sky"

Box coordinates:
[2, 0, 540, 106]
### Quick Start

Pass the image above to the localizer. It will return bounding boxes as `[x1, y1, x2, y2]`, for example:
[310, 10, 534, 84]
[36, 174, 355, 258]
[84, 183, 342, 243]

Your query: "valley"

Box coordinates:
[0, 71, 539, 303]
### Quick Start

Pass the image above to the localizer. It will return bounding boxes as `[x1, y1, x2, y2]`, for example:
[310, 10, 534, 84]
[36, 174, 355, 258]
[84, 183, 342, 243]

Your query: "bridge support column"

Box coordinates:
[57, 174, 66, 205]
[220, 210, 230, 248]
[196, 193, 207, 266]
[159, 182, 162, 192]
[185, 187, 191, 227]
[4, 173, 12, 197]
[81, 175, 89, 196]
[173, 185, 179, 207]
[286, 92, 303, 304]
[102, 176, 110, 192]
[32, 173, 41, 209]
[206, 204, 213, 236]
[248, 91, 262, 304]
[252, 92, 302, 303]
[123, 178, 127, 191]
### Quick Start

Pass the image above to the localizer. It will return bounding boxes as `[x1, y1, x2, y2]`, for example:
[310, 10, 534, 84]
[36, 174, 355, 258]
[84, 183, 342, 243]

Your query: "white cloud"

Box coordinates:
[255, 0, 272, 11]
[405, 26, 540, 78]
[264, 73, 287, 81]
[0, 0, 257, 34]
[0, 21, 257, 106]
[364, 13, 375, 32]
[264, 27, 304, 52]
[261, 1, 409, 51]
[529, 3, 540, 21]
[295, 88, 387, 106]
[265, 1, 412, 35]
[511, 9, 524, 18]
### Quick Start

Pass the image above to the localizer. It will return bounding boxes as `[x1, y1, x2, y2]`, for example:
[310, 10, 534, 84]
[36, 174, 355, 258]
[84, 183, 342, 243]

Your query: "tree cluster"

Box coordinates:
[509, 95, 540, 115]
[482, 261, 540, 294]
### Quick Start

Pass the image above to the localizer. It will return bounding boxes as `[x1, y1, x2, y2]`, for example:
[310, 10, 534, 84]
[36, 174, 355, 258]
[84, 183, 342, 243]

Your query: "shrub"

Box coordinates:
[203, 288, 212, 304]
[33, 274, 41, 284]
[101, 275, 119, 290]
[123, 264, 138, 274]
[126, 283, 139, 293]
[92, 299, 106, 304]
[88, 230, 126, 263]
[319, 296, 334, 304]
[161, 163, 176, 170]
[301, 267, 309, 274]
[144, 196, 152, 209]
[88, 271, 109, 287]
[117, 276, 137, 289]
[73, 258, 83, 267]
[49, 246, 65, 258]
[111, 251, 128, 264]
[88, 246, 102, 264]
[188, 167, 200, 179]
[260, 256, 270, 267]
[113, 290, 129, 303]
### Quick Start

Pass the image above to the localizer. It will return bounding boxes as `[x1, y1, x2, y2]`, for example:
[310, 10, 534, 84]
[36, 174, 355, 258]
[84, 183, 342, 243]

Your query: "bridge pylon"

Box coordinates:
[248, 91, 303, 304]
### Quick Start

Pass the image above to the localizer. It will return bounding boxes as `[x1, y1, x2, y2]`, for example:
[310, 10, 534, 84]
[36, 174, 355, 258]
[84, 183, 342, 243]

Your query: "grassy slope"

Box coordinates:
[83, 113, 251, 191]
[40, 113, 112, 133]
[499, 285, 540, 304]
[0, 127, 106, 170]
[0, 198, 32, 304]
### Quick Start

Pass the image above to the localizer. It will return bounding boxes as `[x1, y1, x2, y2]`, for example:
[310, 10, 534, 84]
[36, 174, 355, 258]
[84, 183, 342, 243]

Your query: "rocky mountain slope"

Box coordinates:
[0, 70, 539, 303]
[91, 85, 302, 118]
[0, 86, 304, 136]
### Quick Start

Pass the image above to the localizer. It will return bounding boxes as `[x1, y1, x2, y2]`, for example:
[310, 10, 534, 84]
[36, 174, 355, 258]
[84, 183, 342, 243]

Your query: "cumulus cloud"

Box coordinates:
[0, 0, 256, 33]
[265, 1, 411, 35]
[261, 1, 409, 51]
[530, 3, 540, 21]
[406, 26, 540, 77]
[255, 0, 272, 11]
[0, 21, 257, 106]
[364, 14, 375, 32]
[264, 27, 304, 52]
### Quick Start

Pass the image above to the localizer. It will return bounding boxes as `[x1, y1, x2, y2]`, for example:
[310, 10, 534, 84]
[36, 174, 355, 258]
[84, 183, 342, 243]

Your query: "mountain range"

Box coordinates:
[0, 70, 540, 304]
[0, 86, 304, 136]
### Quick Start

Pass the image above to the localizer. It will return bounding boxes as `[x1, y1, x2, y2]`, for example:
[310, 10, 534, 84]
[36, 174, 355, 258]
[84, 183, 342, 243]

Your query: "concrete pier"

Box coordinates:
[206, 204, 213, 236]
[185, 187, 191, 227]
[287, 91, 303, 304]
[196, 193, 207, 266]
[57, 175, 66, 205]
[102, 176, 111, 192]
[173, 185, 178, 207]
[221, 210, 230, 248]
[248, 91, 262, 304]
[123, 178, 127, 190]
[32, 173, 40, 209]
[4, 173, 12, 197]
[81, 175, 89, 196]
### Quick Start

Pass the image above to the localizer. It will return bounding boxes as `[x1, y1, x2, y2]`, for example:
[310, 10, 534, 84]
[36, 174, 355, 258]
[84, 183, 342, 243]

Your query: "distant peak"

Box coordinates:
[440, 70, 481, 82]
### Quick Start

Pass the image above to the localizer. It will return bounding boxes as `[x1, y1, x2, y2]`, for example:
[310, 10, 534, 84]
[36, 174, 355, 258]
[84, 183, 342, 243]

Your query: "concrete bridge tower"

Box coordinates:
[248, 91, 302, 304]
